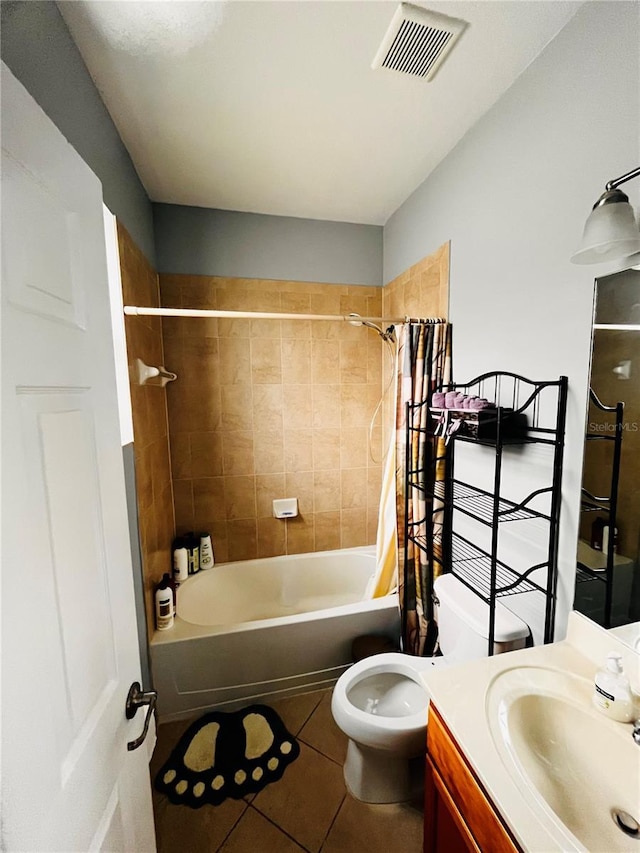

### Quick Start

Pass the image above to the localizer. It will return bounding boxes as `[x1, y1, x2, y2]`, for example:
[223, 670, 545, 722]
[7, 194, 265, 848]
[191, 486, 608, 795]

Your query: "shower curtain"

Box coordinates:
[372, 321, 451, 657]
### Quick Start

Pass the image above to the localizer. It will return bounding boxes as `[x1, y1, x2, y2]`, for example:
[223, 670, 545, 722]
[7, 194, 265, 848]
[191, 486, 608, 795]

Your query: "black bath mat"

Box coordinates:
[154, 704, 300, 808]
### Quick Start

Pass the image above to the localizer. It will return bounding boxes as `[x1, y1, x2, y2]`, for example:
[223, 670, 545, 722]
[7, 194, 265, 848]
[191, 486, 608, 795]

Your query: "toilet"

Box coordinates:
[331, 573, 530, 803]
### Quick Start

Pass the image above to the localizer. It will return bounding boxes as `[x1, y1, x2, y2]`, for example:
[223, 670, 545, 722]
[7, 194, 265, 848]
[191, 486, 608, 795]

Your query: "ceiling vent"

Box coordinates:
[372, 3, 467, 81]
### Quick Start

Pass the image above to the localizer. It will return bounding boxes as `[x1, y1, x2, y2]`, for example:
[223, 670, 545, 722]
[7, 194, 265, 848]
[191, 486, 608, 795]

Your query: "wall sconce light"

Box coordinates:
[571, 166, 640, 265]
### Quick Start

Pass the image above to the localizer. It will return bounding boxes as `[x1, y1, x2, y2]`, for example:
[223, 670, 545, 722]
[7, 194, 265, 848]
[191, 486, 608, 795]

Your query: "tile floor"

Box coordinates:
[151, 690, 424, 853]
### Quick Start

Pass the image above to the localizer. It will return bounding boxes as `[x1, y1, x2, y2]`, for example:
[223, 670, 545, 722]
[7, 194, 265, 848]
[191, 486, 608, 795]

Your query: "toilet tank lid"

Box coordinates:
[434, 573, 530, 642]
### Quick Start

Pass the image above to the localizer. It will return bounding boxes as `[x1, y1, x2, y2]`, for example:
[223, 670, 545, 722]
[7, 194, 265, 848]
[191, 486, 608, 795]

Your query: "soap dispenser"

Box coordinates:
[593, 652, 634, 722]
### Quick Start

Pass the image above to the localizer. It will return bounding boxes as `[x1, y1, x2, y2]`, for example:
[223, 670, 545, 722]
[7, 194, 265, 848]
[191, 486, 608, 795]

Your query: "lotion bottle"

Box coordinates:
[155, 574, 174, 631]
[593, 652, 633, 722]
[173, 537, 189, 584]
[199, 533, 214, 570]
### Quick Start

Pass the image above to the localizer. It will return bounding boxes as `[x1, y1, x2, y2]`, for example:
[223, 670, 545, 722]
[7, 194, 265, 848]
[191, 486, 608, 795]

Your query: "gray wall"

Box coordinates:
[154, 203, 383, 286]
[1, 1, 156, 264]
[384, 0, 640, 639]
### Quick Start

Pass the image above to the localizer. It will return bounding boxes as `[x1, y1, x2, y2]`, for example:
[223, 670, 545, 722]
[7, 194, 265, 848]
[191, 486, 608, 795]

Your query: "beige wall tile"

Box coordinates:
[222, 431, 255, 476]
[253, 385, 284, 431]
[285, 472, 314, 516]
[221, 384, 254, 431]
[173, 479, 194, 533]
[254, 430, 285, 475]
[284, 429, 313, 473]
[341, 385, 370, 428]
[281, 319, 311, 339]
[282, 339, 311, 384]
[313, 429, 340, 470]
[282, 385, 312, 429]
[286, 515, 315, 554]
[311, 340, 338, 384]
[341, 509, 368, 548]
[256, 473, 286, 518]
[160, 270, 451, 565]
[190, 432, 223, 478]
[313, 470, 341, 512]
[340, 427, 368, 469]
[192, 477, 225, 526]
[315, 511, 341, 552]
[340, 341, 367, 384]
[341, 468, 368, 510]
[224, 475, 257, 520]
[257, 517, 287, 558]
[251, 338, 282, 384]
[227, 519, 257, 561]
[219, 337, 252, 385]
[312, 385, 341, 429]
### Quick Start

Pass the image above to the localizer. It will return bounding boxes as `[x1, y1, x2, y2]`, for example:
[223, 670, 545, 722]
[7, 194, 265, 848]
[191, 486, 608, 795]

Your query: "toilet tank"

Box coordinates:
[434, 574, 530, 663]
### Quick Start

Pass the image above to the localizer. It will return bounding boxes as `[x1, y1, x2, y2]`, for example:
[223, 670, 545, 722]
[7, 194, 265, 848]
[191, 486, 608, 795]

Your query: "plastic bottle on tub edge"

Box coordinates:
[185, 531, 200, 574]
[173, 537, 188, 584]
[155, 574, 174, 631]
[200, 533, 214, 570]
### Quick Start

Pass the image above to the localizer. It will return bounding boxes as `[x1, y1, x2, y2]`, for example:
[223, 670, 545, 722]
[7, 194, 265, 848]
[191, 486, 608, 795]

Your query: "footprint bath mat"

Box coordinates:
[154, 704, 300, 808]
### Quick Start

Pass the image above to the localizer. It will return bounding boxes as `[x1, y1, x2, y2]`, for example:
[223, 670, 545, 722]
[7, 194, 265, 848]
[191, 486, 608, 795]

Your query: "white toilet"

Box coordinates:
[331, 573, 530, 803]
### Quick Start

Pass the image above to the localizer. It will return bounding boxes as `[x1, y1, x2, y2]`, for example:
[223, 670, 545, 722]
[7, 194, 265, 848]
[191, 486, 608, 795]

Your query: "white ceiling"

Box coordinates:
[58, 1, 582, 225]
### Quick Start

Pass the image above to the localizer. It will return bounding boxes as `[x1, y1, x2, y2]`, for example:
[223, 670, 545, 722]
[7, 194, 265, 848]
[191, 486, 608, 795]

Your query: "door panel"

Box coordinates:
[1, 61, 156, 852]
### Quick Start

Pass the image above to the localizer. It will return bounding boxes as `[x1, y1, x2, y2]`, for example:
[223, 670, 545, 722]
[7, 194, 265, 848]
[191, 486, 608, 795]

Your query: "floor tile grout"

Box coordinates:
[213, 801, 249, 853]
[245, 803, 313, 853]
[318, 792, 348, 853]
[296, 735, 345, 768]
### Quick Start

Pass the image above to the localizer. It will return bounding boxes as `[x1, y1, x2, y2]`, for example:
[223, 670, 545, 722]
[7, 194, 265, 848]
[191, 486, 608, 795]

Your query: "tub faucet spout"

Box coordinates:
[633, 720, 640, 746]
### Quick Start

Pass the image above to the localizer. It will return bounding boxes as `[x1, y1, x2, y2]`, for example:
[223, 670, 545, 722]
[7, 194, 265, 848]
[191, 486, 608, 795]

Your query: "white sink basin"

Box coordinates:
[486, 666, 640, 852]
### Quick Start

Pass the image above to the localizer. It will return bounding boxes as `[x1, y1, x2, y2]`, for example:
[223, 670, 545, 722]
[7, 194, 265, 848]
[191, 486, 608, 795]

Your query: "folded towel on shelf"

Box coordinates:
[432, 392, 446, 407]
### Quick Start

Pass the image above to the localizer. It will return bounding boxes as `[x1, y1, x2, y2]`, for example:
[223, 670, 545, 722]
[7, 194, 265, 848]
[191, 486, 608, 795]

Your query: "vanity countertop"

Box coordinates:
[421, 612, 640, 853]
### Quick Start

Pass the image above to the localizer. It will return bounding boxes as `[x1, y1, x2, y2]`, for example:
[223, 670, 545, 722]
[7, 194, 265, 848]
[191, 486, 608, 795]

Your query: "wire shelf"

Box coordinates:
[434, 480, 550, 524]
[450, 533, 545, 599]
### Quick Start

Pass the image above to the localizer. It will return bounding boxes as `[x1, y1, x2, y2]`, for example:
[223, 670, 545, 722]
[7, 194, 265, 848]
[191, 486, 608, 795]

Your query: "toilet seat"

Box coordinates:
[331, 653, 433, 753]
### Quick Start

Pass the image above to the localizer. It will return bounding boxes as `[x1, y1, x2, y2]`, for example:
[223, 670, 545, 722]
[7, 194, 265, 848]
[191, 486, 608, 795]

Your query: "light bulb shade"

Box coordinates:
[571, 197, 640, 264]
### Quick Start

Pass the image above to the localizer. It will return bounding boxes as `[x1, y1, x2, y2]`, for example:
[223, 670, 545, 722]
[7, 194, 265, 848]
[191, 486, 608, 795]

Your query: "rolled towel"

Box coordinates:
[468, 398, 493, 410]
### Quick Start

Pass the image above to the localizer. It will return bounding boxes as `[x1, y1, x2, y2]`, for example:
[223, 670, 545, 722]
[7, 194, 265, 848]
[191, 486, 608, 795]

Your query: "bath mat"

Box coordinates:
[154, 704, 300, 808]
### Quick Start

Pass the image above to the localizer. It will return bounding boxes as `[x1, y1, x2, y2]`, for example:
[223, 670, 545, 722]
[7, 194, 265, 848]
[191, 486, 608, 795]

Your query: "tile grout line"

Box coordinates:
[213, 800, 250, 853]
[245, 803, 313, 853]
[296, 736, 346, 769]
[318, 792, 348, 853]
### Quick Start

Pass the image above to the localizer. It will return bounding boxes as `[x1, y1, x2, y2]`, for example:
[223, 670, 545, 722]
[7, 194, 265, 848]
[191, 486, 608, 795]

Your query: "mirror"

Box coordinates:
[574, 267, 640, 629]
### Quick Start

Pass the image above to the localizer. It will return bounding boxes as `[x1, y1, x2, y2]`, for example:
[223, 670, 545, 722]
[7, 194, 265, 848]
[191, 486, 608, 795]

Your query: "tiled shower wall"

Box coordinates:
[381, 243, 450, 445]
[119, 223, 175, 640]
[159, 276, 384, 562]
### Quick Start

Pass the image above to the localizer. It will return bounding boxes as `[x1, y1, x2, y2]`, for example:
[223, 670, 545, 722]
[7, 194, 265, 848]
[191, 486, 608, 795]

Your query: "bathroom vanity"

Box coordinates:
[422, 612, 640, 852]
[425, 703, 519, 852]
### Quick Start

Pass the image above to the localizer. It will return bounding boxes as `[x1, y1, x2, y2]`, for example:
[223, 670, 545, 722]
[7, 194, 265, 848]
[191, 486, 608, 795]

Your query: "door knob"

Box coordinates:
[125, 681, 157, 751]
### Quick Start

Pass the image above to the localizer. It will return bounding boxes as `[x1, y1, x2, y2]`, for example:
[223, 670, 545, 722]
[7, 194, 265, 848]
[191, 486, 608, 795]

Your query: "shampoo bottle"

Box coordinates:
[155, 574, 174, 631]
[199, 533, 214, 570]
[592, 652, 633, 722]
[173, 537, 189, 584]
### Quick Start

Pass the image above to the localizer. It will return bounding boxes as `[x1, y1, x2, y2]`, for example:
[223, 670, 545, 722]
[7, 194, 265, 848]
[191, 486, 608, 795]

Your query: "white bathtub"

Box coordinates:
[150, 546, 400, 721]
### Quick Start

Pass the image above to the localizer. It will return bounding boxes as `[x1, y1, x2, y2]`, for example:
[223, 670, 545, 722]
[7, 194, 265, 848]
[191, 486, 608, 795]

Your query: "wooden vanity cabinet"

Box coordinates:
[424, 704, 522, 853]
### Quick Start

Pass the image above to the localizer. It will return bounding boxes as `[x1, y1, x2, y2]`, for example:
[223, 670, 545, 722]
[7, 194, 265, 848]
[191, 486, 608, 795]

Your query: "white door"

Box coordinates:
[1, 63, 156, 852]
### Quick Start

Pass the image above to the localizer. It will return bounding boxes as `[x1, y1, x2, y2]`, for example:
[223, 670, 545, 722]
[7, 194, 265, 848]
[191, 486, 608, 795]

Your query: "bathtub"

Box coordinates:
[150, 546, 400, 721]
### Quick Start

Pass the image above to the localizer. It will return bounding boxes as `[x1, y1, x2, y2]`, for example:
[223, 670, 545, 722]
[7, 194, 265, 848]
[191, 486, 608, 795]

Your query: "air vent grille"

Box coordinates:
[372, 4, 467, 81]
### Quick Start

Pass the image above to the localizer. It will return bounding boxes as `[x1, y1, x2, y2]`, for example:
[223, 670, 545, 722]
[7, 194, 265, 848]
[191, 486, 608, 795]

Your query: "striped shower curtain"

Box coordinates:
[373, 321, 451, 656]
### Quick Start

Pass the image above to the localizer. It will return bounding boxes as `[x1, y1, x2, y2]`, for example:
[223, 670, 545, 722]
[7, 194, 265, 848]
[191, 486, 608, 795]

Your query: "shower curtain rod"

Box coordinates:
[123, 306, 445, 324]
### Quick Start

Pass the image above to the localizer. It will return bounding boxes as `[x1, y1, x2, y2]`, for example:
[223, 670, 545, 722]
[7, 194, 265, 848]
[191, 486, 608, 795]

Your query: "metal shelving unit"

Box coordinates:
[404, 371, 568, 655]
[575, 388, 624, 628]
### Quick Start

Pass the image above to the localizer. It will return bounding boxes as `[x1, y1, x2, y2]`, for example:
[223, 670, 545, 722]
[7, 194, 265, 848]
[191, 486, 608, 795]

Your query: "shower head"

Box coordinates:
[348, 313, 393, 339]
